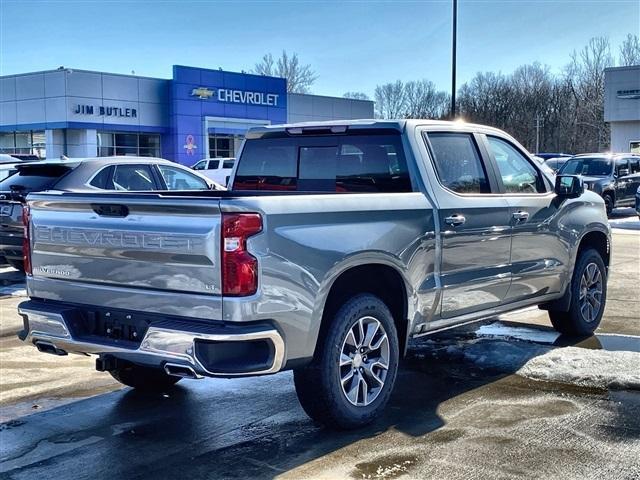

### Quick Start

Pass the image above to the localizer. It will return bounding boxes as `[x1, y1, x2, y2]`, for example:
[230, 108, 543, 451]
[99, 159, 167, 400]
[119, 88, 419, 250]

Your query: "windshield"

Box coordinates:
[0, 165, 74, 192]
[559, 157, 613, 176]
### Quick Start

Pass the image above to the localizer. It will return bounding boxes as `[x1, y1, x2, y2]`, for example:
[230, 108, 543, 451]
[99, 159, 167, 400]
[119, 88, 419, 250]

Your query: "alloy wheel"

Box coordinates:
[579, 262, 603, 323]
[339, 316, 390, 407]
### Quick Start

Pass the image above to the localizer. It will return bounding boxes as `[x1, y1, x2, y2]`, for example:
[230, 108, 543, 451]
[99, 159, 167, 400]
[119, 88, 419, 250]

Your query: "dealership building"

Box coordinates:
[0, 65, 373, 164]
[604, 65, 640, 153]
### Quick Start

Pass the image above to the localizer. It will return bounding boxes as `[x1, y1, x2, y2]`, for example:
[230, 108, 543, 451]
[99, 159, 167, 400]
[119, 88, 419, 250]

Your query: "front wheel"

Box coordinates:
[548, 248, 607, 336]
[294, 294, 399, 430]
[110, 362, 181, 391]
[604, 194, 614, 217]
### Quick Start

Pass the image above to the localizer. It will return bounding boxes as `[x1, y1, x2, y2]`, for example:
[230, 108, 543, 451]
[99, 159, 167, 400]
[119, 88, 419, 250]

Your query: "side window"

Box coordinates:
[487, 136, 546, 193]
[222, 159, 235, 169]
[426, 132, 490, 194]
[616, 159, 629, 176]
[157, 165, 209, 190]
[629, 158, 640, 174]
[207, 160, 220, 170]
[193, 160, 207, 171]
[89, 166, 114, 189]
[112, 164, 156, 191]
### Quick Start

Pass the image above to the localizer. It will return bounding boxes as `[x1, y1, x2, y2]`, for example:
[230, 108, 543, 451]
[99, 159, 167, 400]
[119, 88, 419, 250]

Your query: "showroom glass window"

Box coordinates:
[209, 134, 242, 158]
[97, 132, 161, 157]
[0, 131, 46, 157]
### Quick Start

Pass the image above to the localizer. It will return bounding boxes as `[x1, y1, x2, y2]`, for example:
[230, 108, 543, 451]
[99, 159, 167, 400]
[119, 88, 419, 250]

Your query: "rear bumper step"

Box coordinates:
[18, 300, 285, 377]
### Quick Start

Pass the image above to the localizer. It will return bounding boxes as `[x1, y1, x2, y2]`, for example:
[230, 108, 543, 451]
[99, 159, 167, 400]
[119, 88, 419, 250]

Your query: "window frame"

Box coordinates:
[110, 163, 161, 191]
[422, 130, 501, 196]
[480, 134, 551, 195]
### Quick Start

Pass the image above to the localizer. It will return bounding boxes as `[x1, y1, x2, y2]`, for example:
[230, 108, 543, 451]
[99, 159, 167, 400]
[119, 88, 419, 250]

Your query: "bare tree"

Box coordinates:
[619, 33, 640, 66]
[253, 51, 317, 93]
[403, 80, 449, 119]
[343, 92, 370, 100]
[374, 81, 406, 118]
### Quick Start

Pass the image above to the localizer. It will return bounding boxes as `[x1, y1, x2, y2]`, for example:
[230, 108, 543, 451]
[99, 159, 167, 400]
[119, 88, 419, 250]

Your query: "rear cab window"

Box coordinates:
[233, 133, 412, 193]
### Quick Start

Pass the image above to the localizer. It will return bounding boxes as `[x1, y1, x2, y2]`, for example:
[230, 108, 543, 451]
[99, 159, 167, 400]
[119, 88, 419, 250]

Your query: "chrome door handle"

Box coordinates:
[444, 214, 466, 226]
[512, 211, 529, 222]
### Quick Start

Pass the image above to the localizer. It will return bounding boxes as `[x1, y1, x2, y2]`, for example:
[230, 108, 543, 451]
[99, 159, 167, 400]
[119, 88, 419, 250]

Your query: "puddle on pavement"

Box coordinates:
[475, 320, 640, 353]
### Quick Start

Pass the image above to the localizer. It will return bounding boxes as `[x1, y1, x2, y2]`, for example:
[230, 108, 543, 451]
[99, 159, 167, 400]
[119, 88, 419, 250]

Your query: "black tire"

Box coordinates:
[6, 259, 24, 272]
[603, 193, 614, 217]
[110, 362, 181, 391]
[549, 248, 607, 336]
[294, 294, 399, 430]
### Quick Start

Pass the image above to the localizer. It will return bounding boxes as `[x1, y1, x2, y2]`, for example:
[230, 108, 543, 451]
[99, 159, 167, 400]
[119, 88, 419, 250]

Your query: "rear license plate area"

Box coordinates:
[69, 309, 150, 347]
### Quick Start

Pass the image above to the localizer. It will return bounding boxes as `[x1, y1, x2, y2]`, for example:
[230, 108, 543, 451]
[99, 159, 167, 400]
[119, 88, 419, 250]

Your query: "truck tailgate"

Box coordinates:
[27, 193, 222, 301]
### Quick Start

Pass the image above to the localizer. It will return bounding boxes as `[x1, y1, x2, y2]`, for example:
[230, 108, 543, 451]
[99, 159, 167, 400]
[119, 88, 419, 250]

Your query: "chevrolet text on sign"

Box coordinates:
[191, 87, 279, 106]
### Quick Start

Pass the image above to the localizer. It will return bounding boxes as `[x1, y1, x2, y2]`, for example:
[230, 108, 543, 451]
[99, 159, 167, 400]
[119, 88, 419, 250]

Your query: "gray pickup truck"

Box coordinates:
[18, 120, 611, 429]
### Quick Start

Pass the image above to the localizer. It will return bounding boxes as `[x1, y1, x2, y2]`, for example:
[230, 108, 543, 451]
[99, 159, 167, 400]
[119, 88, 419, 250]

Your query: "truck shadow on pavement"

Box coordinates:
[1, 321, 637, 479]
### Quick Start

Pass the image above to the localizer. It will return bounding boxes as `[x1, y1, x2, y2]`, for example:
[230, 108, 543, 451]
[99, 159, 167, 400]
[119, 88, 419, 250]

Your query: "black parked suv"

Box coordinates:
[559, 153, 640, 216]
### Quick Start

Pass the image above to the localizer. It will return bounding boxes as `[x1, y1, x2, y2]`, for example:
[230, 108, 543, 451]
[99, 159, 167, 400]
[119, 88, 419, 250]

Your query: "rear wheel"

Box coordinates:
[294, 294, 399, 429]
[110, 363, 181, 391]
[548, 248, 607, 336]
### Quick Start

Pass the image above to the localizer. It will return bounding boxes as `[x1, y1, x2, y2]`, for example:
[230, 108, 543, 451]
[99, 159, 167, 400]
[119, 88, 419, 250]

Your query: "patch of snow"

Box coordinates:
[476, 322, 560, 344]
[517, 347, 640, 390]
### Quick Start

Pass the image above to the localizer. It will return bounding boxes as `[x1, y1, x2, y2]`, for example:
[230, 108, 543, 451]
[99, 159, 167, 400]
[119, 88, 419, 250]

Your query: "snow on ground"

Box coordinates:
[415, 321, 640, 391]
[476, 322, 560, 344]
[518, 347, 640, 390]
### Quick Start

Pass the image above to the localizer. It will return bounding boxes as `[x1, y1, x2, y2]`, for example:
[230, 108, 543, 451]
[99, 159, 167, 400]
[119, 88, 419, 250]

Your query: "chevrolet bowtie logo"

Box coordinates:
[190, 87, 214, 99]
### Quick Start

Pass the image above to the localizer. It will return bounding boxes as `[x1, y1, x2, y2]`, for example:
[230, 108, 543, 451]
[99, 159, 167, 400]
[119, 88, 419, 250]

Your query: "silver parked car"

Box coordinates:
[0, 156, 220, 271]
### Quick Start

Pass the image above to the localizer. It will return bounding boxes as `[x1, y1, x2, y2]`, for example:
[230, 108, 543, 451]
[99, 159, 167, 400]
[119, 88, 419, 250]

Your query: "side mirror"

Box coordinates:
[618, 168, 629, 177]
[555, 175, 583, 197]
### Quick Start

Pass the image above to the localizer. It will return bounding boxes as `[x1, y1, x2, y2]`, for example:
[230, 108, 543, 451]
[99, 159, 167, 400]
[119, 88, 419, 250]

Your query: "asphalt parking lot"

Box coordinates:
[0, 210, 638, 479]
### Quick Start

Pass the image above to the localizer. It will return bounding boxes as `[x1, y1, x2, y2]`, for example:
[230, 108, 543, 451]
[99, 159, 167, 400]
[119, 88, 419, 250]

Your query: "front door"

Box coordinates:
[483, 135, 568, 302]
[424, 131, 513, 318]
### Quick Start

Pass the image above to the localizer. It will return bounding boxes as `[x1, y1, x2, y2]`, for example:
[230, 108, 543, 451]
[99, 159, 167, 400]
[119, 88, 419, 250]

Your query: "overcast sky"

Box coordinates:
[1, 0, 638, 98]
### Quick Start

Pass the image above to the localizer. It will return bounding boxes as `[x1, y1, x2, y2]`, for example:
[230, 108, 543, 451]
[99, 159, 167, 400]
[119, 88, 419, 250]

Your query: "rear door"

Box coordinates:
[482, 135, 567, 302]
[423, 130, 512, 318]
[627, 157, 640, 199]
[614, 159, 630, 204]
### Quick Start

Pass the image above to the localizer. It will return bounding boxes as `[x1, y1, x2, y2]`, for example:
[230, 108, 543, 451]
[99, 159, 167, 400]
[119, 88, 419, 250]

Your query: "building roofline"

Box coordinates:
[287, 92, 373, 104]
[0, 67, 167, 81]
[604, 65, 640, 72]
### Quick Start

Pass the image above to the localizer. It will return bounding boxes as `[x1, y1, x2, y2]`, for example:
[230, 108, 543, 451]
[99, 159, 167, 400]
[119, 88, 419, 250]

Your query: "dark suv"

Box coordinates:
[559, 153, 640, 216]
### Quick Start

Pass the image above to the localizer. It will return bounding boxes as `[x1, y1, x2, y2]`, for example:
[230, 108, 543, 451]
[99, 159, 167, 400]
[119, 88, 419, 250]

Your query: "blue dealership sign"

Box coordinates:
[169, 65, 287, 165]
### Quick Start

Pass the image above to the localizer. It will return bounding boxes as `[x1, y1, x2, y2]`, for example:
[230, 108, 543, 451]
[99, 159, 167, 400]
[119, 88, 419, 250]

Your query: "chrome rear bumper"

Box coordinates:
[18, 301, 285, 378]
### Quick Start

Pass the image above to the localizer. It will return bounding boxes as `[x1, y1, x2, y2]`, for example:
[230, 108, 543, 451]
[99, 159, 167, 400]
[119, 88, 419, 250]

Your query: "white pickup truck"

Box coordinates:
[191, 157, 235, 186]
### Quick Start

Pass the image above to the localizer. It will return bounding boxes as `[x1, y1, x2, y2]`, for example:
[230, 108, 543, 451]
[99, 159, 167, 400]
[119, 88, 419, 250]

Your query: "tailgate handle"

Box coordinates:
[91, 204, 129, 217]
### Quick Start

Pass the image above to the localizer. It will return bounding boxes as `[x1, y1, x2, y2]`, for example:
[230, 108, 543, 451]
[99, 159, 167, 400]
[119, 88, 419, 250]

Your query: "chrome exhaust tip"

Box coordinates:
[34, 341, 67, 356]
[164, 363, 201, 379]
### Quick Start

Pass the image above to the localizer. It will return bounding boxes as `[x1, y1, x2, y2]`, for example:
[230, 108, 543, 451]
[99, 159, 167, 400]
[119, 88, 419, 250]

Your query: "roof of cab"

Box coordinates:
[247, 118, 510, 137]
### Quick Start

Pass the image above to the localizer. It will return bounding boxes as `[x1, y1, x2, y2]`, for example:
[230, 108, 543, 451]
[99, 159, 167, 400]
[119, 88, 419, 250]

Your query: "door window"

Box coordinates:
[629, 158, 640, 174]
[112, 164, 156, 191]
[616, 159, 629, 176]
[487, 136, 546, 193]
[157, 165, 209, 190]
[193, 160, 207, 171]
[426, 133, 490, 194]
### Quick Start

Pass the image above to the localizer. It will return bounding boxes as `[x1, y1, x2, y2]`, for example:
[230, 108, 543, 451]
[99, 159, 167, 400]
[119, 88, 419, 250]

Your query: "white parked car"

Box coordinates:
[191, 157, 235, 186]
[0, 154, 25, 181]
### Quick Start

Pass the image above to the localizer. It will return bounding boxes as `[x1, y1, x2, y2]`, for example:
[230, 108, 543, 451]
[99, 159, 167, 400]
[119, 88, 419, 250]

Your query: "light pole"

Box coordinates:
[451, 0, 457, 118]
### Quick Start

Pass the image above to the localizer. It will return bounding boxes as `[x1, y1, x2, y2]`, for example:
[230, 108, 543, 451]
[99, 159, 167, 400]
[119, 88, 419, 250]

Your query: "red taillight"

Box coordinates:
[22, 205, 32, 275]
[221, 213, 262, 296]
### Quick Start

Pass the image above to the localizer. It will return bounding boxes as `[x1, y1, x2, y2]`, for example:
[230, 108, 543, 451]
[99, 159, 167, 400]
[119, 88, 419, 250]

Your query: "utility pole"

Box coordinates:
[451, 0, 457, 118]
[535, 114, 542, 154]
